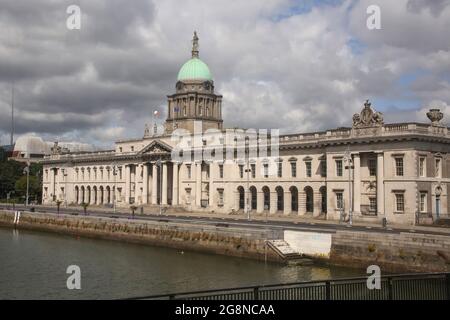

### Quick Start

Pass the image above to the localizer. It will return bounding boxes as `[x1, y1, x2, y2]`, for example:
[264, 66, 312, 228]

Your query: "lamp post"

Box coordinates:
[23, 163, 30, 207]
[244, 137, 251, 220]
[63, 170, 68, 208]
[344, 148, 353, 226]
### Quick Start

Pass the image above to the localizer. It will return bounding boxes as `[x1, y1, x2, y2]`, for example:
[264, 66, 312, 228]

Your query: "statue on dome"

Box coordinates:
[192, 31, 199, 58]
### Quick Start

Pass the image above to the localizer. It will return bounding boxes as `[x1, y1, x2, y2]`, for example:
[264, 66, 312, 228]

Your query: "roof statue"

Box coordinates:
[144, 123, 150, 138]
[192, 31, 199, 58]
[352, 100, 384, 128]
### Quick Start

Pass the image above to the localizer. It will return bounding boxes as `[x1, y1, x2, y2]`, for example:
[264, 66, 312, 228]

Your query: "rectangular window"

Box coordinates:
[336, 160, 343, 177]
[435, 158, 442, 178]
[320, 160, 327, 177]
[395, 193, 405, 212]
[420, 192, 427, 212]
[395, 157, 404, 176]
[219, 164, 224, 178]
[305, 161, 312, 178]
[218, 189, 224, 206]
[368, 159, 377, 176]
[187, 165, 192, 179]
[251, 164, 256, 178]
[263, 163, 269, 178]
[277, 162, 282, 178]
[336, 192, 344, 210]
[369, 197, 377, 212]
[291, 162, 297, 178]
[419, 157, 426, 177]
[131, 146, 134, 152]
[239, 164, 244, 178]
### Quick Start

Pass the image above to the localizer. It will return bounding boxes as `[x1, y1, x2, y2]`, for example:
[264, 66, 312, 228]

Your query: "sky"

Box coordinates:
[0, 0, 450, 148]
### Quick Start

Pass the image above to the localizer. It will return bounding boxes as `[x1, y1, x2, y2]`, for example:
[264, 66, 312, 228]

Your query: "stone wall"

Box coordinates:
[2, 210, 450, 273]
[0, 210, 283, 262]
[330, 230, 450, 273]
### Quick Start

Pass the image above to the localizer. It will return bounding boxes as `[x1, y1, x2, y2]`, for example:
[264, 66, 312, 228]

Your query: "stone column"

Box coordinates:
[162, 163, 168, 205]
[152, 163, 158, 205]
[49, 168, 55, 200]
[353, 153, 361, 214]
[270, 192, 277, 214]
[257, 191, 264, 214]
[172, 163, 179, 205]
[284, 191, 291, 215]
[377, 152, 385, 216]
[135, 164, 142, 204]
[298, 190, 306, 215]
[313, 191, 321, 217]
[142, 164, 148, 204]
[209, 162, 215, 207]
[96, 188, 101, 205]
[195, 162, 202, 207]
[125, 165, 131, 204]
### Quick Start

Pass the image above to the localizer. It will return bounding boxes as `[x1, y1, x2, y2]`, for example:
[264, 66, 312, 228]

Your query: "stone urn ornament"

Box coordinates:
[426, 109, 444, 126]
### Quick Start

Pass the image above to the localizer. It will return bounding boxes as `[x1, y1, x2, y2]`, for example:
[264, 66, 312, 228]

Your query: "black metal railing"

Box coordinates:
[122, 272, 450, 300]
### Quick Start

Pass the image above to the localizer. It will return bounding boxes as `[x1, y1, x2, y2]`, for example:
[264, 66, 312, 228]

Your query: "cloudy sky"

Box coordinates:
[1, 0, 449, 148]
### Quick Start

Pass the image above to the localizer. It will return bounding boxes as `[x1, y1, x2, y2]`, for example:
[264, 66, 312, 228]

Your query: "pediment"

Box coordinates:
[139, 140, 173, 155]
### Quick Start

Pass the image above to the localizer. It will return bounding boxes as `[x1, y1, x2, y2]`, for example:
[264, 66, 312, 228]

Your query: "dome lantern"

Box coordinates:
[177, 31, 213, 81]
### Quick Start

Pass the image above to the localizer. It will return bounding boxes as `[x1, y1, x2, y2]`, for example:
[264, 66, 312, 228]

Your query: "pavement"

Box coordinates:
[1, 203, 450, 236]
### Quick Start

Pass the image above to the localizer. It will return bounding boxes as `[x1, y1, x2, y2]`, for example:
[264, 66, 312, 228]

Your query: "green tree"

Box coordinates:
[0, 159, 25, 200]
[15, 175, 41, 203]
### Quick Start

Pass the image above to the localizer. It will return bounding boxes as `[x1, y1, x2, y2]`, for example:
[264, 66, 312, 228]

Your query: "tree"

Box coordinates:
[15, 175, 40, 202]
[0, 159, 25, 200]
[56, 200, 62, 215]
[81, 202, 89, 215]
[130, 205, 138, 219]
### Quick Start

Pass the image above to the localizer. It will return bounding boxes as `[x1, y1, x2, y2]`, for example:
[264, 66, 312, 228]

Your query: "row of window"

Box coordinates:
[334, 191, 431, 214]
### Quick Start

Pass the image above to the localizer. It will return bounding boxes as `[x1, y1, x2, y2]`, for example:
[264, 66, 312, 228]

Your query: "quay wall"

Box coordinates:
[330, 231, 450, 273]
[0, 210, 283, 262]
[2, 210, 450, 273]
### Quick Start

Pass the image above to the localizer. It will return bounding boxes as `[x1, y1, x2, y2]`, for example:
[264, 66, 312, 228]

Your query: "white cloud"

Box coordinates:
[0, 0, 449, 148]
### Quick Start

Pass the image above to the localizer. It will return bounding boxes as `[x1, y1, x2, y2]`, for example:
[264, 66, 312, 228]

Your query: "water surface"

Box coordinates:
[0, 227, 364, 299]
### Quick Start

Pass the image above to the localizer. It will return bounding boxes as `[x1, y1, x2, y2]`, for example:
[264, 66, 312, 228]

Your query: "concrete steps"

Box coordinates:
[266, 240, 313, 265]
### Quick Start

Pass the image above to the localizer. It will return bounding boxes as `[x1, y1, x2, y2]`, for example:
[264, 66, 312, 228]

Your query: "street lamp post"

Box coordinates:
[63, 169, 68, 208]
[244, 137, 251, 221]
[344, 148, 353, 226]
[23, 164, 30, 207]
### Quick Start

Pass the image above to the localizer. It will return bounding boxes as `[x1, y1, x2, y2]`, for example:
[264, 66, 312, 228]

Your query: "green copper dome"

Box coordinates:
[177, 57, 212, 81]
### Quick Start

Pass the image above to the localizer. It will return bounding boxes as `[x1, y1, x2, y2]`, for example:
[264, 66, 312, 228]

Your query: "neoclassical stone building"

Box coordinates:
[41, 33, 450, 226]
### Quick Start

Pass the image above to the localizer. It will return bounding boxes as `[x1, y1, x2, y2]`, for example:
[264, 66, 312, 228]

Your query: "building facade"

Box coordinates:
[41, 33, 450, 226]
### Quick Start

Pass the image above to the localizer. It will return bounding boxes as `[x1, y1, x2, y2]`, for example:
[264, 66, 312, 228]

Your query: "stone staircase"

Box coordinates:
[266, 240, 313, 265]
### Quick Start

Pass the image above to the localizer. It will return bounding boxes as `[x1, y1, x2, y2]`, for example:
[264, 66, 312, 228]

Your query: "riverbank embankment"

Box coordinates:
[1, 210, 450, 272]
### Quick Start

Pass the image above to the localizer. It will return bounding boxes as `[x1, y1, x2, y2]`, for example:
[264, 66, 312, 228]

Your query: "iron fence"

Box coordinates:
[123, 272, 450, 300]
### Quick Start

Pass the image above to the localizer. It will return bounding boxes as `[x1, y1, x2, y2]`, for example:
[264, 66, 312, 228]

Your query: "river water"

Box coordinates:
[0, 227, 364, 299]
